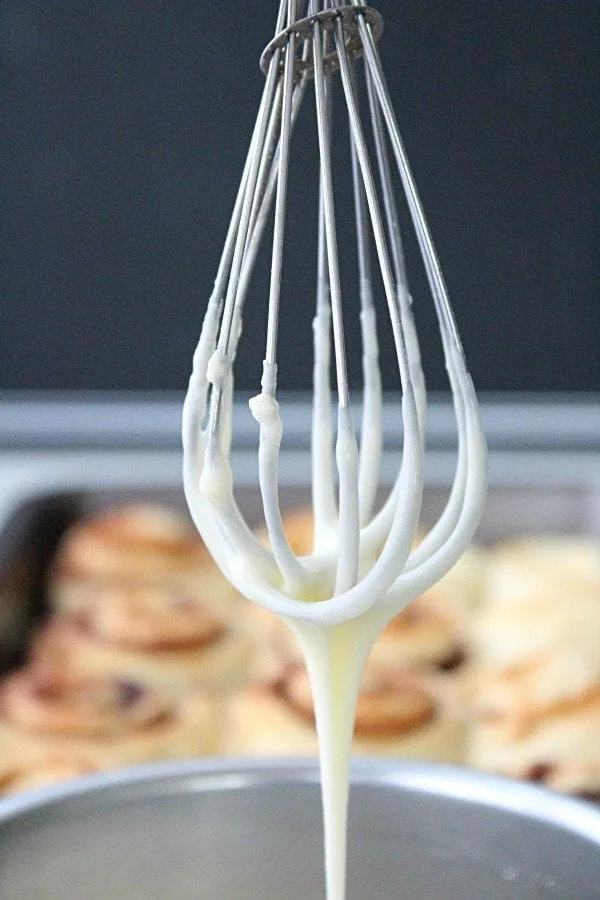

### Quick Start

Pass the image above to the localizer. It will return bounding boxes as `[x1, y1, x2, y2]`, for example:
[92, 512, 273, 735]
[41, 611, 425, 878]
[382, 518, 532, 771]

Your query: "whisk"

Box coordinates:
[183, 0, 486, 624]
[182, 1, 487, 896]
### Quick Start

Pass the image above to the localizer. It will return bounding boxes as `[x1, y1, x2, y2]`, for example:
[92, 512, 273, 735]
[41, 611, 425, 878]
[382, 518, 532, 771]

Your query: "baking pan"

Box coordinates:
[0, 445, 598, 670]
[1, 392, 599, 450]
[1, 758, 599, 899]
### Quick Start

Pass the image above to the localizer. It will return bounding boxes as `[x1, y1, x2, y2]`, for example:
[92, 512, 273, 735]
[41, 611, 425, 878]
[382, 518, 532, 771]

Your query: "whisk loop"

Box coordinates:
[182, 0, 487, 628]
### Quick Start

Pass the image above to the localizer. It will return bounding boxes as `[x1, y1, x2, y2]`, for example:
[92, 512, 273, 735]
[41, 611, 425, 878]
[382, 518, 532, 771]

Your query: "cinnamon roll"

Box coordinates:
[467, 535, 600, 793]
[472, 584, 600, 720]
[371, 601, 462, 672]
[372, 545, 486, 671]
[224, 661, 463, 762]
[0, 665, 219, 767]
[244, 604, 303, 680]
[469, 687, 600, 794]
[48, 503, 238, 612]
[32, 579, 256, 695]
[469, 536, 600, 715]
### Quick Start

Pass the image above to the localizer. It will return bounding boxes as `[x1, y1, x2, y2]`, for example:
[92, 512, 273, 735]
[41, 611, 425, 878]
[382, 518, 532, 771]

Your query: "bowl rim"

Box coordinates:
[1, 756, 599, 844]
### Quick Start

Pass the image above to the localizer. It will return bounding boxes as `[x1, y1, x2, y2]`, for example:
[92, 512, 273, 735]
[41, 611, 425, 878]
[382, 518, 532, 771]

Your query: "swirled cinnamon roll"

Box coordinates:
[469, 687, 600, 794]
[32, 579, 256, 695]
[48, 503, 239, 612]
[224, 661, 463, 762]
[472, 582, 600, 720]
[371, 545, 486, 672]
[468, 537, 600, 719]
[467, 536, 600, 793]
[0, 665, 219, 766]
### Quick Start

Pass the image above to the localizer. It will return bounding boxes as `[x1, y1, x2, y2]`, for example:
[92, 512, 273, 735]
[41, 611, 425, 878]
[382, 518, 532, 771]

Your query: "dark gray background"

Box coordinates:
[1, 1, 598, 393]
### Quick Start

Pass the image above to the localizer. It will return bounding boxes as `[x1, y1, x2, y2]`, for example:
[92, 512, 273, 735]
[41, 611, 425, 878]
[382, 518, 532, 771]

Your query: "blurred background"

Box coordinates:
[0, 0, 599, 819]
[1, 0, 598, 394]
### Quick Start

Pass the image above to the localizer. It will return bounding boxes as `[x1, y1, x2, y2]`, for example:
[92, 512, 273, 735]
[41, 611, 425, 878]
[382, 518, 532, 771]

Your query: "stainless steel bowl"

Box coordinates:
[1, 758, 599, 899]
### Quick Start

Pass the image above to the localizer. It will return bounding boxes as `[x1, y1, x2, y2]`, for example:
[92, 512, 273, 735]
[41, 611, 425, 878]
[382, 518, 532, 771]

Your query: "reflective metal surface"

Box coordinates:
[1, 758, 599, 899]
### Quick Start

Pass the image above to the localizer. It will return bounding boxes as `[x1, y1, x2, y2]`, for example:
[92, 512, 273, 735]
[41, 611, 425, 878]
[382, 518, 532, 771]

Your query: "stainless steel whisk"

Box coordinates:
[183, 0, 487, 625]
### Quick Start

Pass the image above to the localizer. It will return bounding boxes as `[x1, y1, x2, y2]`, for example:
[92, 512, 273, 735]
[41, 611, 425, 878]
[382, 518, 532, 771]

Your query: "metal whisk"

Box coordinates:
[183, 0, 487, 626]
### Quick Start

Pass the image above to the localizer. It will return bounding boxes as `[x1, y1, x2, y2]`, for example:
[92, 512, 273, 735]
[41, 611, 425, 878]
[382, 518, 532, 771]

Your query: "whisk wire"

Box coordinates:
[335, 13, 425, 578]
[312, 72, 337, 547]
[366, 68, 408, 296]
[313, 14, 361, 593]
[265, 6, 297, 369]
[350, 93, 382, 529]
[356, 12, 464, 356]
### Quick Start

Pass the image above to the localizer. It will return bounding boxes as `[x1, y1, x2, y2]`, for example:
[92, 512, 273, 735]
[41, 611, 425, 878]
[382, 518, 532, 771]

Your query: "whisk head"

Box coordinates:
[183, 1, 487, 627]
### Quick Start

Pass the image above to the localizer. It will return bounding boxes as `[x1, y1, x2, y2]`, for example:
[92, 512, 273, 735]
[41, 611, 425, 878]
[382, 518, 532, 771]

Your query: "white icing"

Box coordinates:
[206, 349, 230, 387]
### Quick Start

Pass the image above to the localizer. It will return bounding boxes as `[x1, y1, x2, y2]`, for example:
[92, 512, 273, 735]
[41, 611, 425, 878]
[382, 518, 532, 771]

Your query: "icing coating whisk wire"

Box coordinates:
[183, 0, 487, 627]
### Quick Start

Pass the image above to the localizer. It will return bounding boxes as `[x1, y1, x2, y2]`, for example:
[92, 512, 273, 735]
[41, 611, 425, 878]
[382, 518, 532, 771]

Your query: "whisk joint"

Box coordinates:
[259, 5, 384, 80]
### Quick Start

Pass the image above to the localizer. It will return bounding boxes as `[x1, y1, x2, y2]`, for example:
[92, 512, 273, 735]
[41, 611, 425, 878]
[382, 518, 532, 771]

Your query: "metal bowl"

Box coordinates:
[1, 758, 599, 899]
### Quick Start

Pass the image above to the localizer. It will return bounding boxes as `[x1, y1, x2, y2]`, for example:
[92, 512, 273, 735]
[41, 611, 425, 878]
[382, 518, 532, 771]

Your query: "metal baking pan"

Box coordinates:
[0, 444, 598, 670]
[1, 758, 600, 899]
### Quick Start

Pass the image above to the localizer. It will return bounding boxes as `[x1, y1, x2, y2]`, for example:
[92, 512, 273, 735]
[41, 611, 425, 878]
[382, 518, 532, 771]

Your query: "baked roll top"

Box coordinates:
[0, 665, 219, 765]
[471, 537, 600, 715]
[225, 661, 463, 762]
[52, 504, 208, 582]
